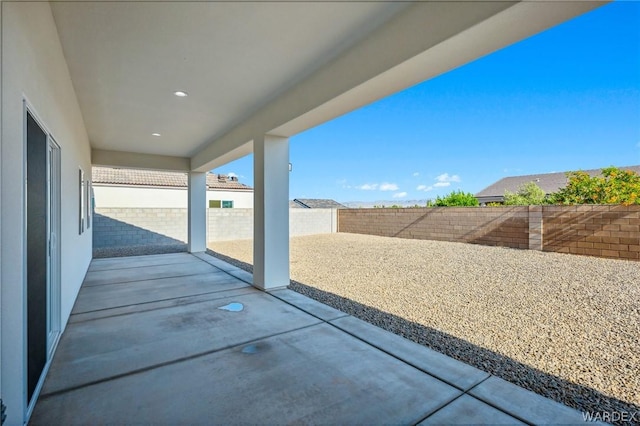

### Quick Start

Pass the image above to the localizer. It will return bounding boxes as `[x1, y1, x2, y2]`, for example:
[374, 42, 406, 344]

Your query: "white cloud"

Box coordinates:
[636, 141, 640, 148]
[393, 192, 407, 198]
[379, 182, 399, 191]
[417, 173, 460, 191]
[337, 179, 351, 189]
[356, 183, 378, 190]
[436, 173, 461, 183]
[355, 182, 399, 191]
[227, 172, 238, 178]
[412, 172, 420, 177]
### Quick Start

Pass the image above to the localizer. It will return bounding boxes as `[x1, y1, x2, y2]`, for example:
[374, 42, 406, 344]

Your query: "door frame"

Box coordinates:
[46, 136, 61, 358]
[23, 99, 62, 418]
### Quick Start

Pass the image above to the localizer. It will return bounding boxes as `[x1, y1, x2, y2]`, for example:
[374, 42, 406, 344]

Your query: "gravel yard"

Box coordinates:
[208, 233, 640, 420]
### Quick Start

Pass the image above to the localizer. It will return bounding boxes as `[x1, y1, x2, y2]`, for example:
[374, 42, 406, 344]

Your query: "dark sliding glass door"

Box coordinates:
[26, 111, 48, 403]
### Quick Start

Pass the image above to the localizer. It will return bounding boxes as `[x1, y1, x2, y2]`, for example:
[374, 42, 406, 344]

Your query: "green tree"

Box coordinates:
[503, 181, 548, 205]
[550, 167, 640, 205]
[428, 190, 479, 207]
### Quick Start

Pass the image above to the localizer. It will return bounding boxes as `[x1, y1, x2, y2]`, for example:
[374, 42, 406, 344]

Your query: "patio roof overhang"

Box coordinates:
[52, 0, 607, 172]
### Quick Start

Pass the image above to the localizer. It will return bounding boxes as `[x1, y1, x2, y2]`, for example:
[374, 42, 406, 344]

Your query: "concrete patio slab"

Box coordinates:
[420, 394, 526, 425]
[469, 376, 596, 424]
[223, 267, 254, 284]
[331, 315, 490, 391]
[89, 252, 198, 272]
[83, 260, 218, 286]
[68, 287, 256, 324]
[72, 270, 247, 313]
[32, 323, 461, 425]
[42, 291, 321, 395]
[269, 288, 349, 321]
[193, 251, 245, 272]
[193, 252, 254, 283]
[31, 253, 599, 425]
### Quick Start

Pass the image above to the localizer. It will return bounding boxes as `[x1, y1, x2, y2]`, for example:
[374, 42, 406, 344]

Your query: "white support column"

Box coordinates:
[253, 134, 290, 290]
[188, 171, 207, 253]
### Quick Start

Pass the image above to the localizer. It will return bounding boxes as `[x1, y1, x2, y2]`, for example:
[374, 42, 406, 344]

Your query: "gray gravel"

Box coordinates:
[208, 233, 640, 423]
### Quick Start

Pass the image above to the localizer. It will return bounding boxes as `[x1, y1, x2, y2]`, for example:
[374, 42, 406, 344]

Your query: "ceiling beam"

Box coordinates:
[92, 149, 190, 172]
[191, 141, 253, 171]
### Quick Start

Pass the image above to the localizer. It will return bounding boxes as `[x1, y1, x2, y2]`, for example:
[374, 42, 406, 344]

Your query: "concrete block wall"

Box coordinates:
[93, 208, 338, 248]
[93, 208, 187, 248]
[207, 208, 254, 241]
[529, 206, 543, 251]
[337, 205, 640, 261]
[290, 208, 338, 236]
[207, 208, 338, 242]
[542, 205, 640, 260]
[338, 207, 530, 249]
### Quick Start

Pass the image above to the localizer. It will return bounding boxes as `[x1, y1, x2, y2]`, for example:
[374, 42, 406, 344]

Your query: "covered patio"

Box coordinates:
[1, 1, 610, 423]
[30, 252, 588, 424]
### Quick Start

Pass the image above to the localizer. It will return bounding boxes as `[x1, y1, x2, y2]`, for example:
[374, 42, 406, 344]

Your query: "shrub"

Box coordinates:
[550, 166, 640, 205]
[429, 190, 479, 207]
[503, 181, 548, 205]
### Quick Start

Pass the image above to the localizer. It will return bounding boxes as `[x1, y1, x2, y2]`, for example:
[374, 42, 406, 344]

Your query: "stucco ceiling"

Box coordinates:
[51, 2, 407, 158]
[51, 1, 607, 171]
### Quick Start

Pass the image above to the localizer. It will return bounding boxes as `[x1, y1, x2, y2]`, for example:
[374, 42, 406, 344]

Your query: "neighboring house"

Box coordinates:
[93, 167, 253, 208]
[476, 165, 640, 204]
[290, 198, 347, 209]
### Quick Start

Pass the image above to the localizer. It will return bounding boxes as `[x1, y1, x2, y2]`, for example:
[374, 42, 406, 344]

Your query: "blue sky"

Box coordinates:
[215, 1, 640, 203]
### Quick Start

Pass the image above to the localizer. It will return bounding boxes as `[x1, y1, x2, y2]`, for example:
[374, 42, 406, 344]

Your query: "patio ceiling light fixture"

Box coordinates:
[152, 133, 161, 137]
[173, 91, 188, 97]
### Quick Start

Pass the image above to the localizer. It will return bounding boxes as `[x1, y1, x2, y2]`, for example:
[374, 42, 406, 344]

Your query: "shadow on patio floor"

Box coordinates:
[93, 243, 187, 258]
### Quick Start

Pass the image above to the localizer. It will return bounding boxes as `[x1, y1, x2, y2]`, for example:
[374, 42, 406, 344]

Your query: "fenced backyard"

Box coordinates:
[93, 204, 640, 262]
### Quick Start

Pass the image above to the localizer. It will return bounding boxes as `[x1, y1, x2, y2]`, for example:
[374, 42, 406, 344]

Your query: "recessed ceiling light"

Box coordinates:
[173, 91, 188, 97]
[152, 133, 161, 137]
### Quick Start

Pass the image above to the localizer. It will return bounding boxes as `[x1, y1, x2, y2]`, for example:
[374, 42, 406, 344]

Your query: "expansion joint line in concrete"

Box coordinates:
[38, 322, 321, 400]
[88, 259, 200, 273]
[462, 377, 535, 426]
[70, 287, 252, 322]
[411, 393, 467, 426]
[192, 255, 254, 285]
[83, 269, 225, 288]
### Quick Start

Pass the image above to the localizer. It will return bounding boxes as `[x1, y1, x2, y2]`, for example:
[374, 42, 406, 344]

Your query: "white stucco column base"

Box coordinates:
[188, 171, 207, 253]
[253, 134, 290, 290]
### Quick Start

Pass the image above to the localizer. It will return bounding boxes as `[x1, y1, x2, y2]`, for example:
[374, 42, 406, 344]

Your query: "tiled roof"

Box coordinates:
[92, 167, 252, 191]
[292, 198, 347, 209]
[476, 165, 640, 200]
[205, 174, 252, 191]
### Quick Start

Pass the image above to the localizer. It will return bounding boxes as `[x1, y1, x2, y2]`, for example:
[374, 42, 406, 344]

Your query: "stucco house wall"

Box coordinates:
[1, 2, 93, 423]
[206, 189, 253, 209]
[93, 183, 254, 209]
